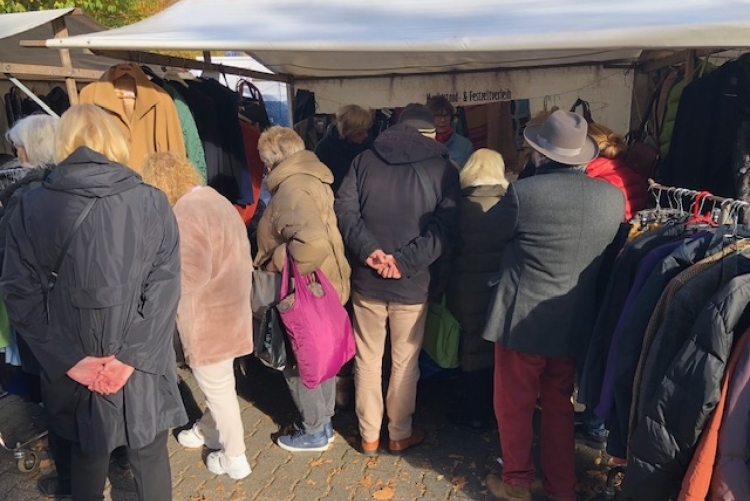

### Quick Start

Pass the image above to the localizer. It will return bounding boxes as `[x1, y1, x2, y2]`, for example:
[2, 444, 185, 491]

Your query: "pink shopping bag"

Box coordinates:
[277, 256, 355, 389]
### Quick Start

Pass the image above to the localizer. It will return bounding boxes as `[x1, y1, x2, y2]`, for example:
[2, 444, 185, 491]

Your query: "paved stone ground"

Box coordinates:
[0, 358, 624, 501]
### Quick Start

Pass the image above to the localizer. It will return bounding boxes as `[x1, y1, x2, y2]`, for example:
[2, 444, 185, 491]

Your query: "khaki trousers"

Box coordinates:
[191, 358, 246, 457]
[352, 291, 427, 442]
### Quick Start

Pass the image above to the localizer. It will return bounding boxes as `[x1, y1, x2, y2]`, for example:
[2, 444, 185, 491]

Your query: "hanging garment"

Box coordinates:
[190, 79, 250, 205]
[660, 55, 750, 198]
[607, 230, 717, 458]
[624, 273, 750, 501]
[579, 223, 687, 412]
[294, 114, 333, 151]
[170, 83, 222, 191]
[162, 82, 207, 183]
[710, 323, 750, 501]
[235, 121, 265, 224]
[79, 63, 186, 171]
[677, 327, 750, 501]
[634, 244, 750, 426]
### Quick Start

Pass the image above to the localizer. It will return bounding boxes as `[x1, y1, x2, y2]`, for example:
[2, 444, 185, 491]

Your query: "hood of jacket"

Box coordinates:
[266, 150, 333, 193]
[43, 147, 142, 198]
[372, 123, 449, 165]
[0, 166, 51, 207]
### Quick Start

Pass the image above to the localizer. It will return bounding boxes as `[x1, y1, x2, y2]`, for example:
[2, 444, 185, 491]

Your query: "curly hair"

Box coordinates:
[141, 152, 203, 206]
[258, 126, 305, 169]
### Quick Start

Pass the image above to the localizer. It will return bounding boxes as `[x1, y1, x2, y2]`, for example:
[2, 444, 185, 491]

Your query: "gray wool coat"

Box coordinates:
[481, 163, 624, 359]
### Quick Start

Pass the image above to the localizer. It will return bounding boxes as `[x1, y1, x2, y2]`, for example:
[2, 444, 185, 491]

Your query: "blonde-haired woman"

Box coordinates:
[255, 126, 351, 451]
[446, 148, 508, 430]
[142, 152, 253, 479]
[1, 104, 186, 501]
[586, 123, 647, 220]
[314, 104, 372, 194]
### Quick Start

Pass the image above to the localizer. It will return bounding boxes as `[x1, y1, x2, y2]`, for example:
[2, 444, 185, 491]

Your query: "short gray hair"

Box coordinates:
[6, 115, 58, 168]
[258, 126, 305, 169]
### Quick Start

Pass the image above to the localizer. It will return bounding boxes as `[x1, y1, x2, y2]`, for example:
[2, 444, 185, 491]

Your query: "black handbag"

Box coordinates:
[253, 302, 294, 371]
[237, 79, 271, 130]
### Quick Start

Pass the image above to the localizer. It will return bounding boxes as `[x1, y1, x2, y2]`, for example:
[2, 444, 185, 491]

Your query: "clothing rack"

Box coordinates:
[648, 181, 750, 225]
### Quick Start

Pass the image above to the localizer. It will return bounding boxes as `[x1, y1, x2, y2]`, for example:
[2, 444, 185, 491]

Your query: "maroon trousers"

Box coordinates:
[493, 344, 577, 500]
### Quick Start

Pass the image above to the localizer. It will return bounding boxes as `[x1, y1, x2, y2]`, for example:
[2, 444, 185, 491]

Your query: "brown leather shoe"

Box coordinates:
[361, 439, 379, 457]
[388, 428, 425, 452]
[485, 474, 532, 501]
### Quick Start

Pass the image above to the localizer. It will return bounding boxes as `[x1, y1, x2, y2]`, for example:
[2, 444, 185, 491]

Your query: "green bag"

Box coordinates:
[422, 296, 460, 369]
[0, 295, 11, 350]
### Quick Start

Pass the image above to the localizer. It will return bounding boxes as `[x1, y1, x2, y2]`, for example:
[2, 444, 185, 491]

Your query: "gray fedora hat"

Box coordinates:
[523, 110, 599, 165]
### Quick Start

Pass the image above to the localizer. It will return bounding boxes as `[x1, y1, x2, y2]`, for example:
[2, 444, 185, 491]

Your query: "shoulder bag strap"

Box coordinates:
[45, 197, 98, 322]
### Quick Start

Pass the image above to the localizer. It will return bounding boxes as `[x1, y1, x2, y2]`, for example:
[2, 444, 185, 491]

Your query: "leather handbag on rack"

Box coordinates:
[569, 98, 595, 123]
[237, 79, 271, 130]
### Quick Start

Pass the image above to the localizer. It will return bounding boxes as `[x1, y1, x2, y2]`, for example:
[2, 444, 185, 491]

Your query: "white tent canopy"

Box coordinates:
[40, 0, 750, 78]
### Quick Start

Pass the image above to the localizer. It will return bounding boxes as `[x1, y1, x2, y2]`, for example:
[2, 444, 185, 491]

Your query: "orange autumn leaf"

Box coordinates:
[372, 486, 395, 500]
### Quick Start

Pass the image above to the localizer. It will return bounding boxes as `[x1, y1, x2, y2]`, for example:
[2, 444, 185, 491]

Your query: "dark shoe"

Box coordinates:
[361, 438, 379, 457]
[388, 429, 425, 453]
[37, 475, 72, 499]
[111, 446, 131, 470]
[485, 474, 532, 501]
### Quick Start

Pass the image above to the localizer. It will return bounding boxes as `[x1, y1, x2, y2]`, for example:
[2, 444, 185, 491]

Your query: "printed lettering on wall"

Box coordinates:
[426, 89, 512, 104]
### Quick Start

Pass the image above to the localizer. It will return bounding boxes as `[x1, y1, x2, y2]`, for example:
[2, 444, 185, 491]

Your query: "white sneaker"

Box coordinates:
[177, 424, 220, 450]
[206, 451, 251, 479]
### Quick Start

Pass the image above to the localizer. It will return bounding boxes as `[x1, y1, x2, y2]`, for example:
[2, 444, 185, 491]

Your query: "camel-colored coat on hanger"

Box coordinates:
[80, 63, 186, 171]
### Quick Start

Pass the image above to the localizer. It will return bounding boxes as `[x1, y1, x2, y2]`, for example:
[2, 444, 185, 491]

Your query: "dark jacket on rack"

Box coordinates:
[660, 55, 750, 198]
[446, 184, 507, 373]
[607, 231, 717, 459]
[189, 79, 250, 205]
[314, 125, 371, 194]
[335, 123, 460, 305]
[579, 223, 687, 411]
[624, 272, 750, 501]
[481, 163, 624, 359]
[0, 147, 187, 457]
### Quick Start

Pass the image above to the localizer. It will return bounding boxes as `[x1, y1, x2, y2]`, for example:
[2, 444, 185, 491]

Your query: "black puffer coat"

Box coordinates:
[314, 125, 371, 194]
[0, 147, 187, 457]
[624, 272, 750, 501]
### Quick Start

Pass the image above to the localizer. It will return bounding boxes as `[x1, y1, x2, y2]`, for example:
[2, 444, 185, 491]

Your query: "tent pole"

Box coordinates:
[5, 75, 60, 118]
[51, 15, 79, 104]
[286, 77, 295, 126]
[203, 51, 212, 72]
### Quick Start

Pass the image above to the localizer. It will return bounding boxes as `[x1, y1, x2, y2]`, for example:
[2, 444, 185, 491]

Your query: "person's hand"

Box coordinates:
[66, 355, 115, 386]
[265, 260, 279, 272]
[366, 249, 394, 273]
[89, 358, 135, 395]
[378, 260, 402, 279]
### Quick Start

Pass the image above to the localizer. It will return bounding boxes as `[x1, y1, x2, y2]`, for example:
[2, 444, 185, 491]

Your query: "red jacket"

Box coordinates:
[586, 157, 648, 220]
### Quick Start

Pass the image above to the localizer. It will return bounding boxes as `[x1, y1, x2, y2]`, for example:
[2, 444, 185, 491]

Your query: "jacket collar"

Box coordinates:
[535, 161, 586, 176]
[266, 150, 333, 193]
[87, 63, 162, 125]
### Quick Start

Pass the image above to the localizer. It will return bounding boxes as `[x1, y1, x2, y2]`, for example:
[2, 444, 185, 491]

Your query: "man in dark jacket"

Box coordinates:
[481, 110, 624, 501]
[336, 103, 460, 456]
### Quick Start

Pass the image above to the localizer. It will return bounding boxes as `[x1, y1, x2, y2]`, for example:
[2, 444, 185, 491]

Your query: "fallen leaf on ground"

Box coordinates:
[360, 474, 373, 488]
[309, 457, 332, 467]
[452, 476, 468, 490]
[437, 474, 445, 481]
[372, 485, 395, 500]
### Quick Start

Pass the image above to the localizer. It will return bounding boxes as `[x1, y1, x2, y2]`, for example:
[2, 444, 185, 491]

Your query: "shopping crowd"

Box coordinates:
[0, 95, 650, 501]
